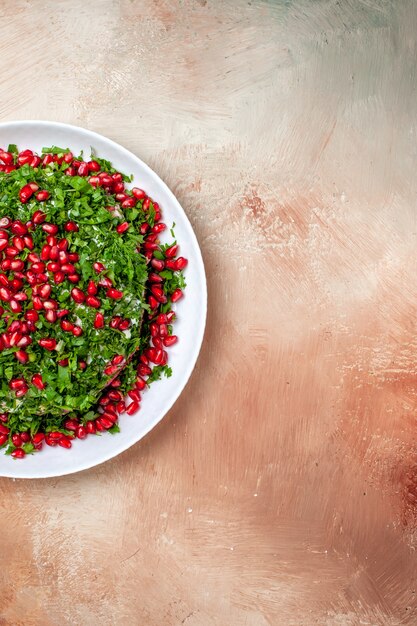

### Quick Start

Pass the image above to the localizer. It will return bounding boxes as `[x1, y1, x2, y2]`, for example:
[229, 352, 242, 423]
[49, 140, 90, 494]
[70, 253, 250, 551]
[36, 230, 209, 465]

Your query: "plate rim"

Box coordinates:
[0, 120, 207, 479]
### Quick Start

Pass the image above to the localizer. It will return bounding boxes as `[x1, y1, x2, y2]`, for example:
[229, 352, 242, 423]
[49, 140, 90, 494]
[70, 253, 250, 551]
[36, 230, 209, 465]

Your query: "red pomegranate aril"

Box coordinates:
[32, 373, 46, 390]
[0, 150, 13, 165]
[63, 151, 73, 164]
[150, 323, 158, 337]
[106, 288, 123, 300]
[165, 244, 178, 258]
[116, 222, 129, 234]
[24, 235, 34, 250]
[64, 419, 79, 431]
[47, 262, 60, 272]
[58, 239, 69, 251]
[38, 338, 57, 350]
[0, 423, 10, 435]
[140, 223, 150, 234]
[61, 263, 75, 274]
[14, 349, 28, 364]
[0, 274, 8, 288]
[175, 257, 188, 270]
[5, 246, 19, 258]
[171, 288, 183, 303]
[48, 431, 62, 441]
[152, 337, 163, 349]
[11, 448, 25, 459]
[146, 233, 158, 243]
[151, 258, 165, 271]
[115, 192, 128, 202]
[143, 198, 151, 211]
[87, 280, 97, 296]
[0, 434, 7, 446]
[38, 284, 52, 299]
[36, 190, 50, 201]
[152, 223, 166, 234]
[104, 364, 119, 376]
[126, 401, 140, 416]
[12, 433, 22, 447]
[30, 155, 41, 167]
[98, 276, 112, 288]
[136, 377, 147, 391]
[68, 273, 80, 283]
[41, 245, 51, 261]
[121, 198, 136, 209]
[28, 252, 40, 263]
[0, 259, 11, 271]
[77, 162, 89, 176]
[94, 312, 104, 329]
[0, 217, 11, 228]
[159, 323, 168, 337]
[116, 400, 126, 414]
[88, 160, 100, 172]
[71, 288, 85, 303]
[139, 354, 149, 365]
[149, 272, 163, 283]
[108, 390, 122, 402]
[64, 220, 79, 232]
[0, 239, 8, 253]
[42, 154, 53, 167]
[58, 358, 69, 367]
[118, 319, 130, 331]
[49, 245, 59, 260]
[56, 308, 69, 318]
[163, 335, 178, 347]
[72, 326, 83, 337]
[68, 252, 79, 262]
[19, 185, 34, 203]
[58, 437, 72, 449]
[128, 389, 141, 403]
[86, 295, 101, 308]
[143, 242, 158, 252]
[148, 295, 158, 309]
[45, 435, 57, 447]
[131, 187, 145, 200]
[10, 260, 24, 271]
[93, 262, 105, 274]
[19, 432, 30, 443]
[46, 235, 57, 247]
[32, 209, 46, 225]
[9, 299, 23, 313]
[0, 287, 11, 301]
[109, 316, 121, 329]
[89, 177, 100, 187]
[99, 173, 113, 186]
[25, 310, 39, 322]
[15, 385, 29, 397]
[65, 166, 75, 176]
[86, 420, 96, 434]
[150, 285, 167, 303]
[53, 271, 65, 284]
[32, 296, 43, 310]
[60, 320, 74, 332]
[12, 236, 24, 251]
[42, 223, 59, 235]
[32, 432, 44, 444]
[112, 354, 125, 366]
[138, 364, 152, 377]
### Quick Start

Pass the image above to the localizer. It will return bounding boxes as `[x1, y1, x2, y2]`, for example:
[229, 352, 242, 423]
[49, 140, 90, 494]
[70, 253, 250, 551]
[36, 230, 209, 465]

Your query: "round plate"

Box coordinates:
[0, 121, 207, 478]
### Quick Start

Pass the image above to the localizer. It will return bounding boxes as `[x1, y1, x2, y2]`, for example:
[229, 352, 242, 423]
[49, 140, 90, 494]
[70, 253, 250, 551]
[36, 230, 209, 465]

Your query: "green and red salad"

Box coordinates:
[0, 145, 186, 458]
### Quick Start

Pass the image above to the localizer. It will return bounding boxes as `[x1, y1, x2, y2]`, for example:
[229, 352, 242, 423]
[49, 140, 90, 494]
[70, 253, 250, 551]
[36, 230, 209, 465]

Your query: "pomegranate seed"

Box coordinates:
[0, 217, 11, 228]
[19, 184, 34, 203]
[42, 223, 59, 235]
[12, 236, 24, 251]
[159, 323, 168, 337]
[25, 310, 39, 322]
[152, 223, 166, 234]
[36, 190, 50, 201]
[15, 385, 29, 397]
[151, 258, 165, 271]
[126, 402, 139, 416]
[106, 288, 123, 300]
[98, 416, 113, 430]
[32, 209, 46, 225]
[46, 235, 57, 247]
[116, 400, 126, 414]
[49, 245, 59, 260]
[71, 288, 85, 303]
[163, 335, 178, 347]
[68, 252, 79, 262]
[112, 354, 125, 366]
[23, 235, 34, 249]
[38, 338, 57, 350]
[72, 325, 83, 337]
[11, 220, 28, 235]
[68, 274, 80, 283]
[152, 337, 163, 349]
[118, 319, 130, 330]
[53, 271, 65, 284]
[0, 423, 10, 434]
[103, 364, 119, 376]
[0, 434, 7, 446]
[0, 239, 8, 252]
[94, 312, 104, 329]
[11, 448, 25, 459]
[45, 435, 57, 447]
[86, 420, 96, 434]
[137, 364, 152, 376]
[57, 308, 69, 318]
[143, 198, 151, 211]
[116, 222, 130, 234]
[42, 154, 53, 166]
[77, 162, 89, 176]
[58, 358, 69, 367]
[87, 280, 97, 295]
[31, 261, 45, 273]
[48, 431, 62, 441]
[165, 244, 178, 258]
[148, 295, 158, 309]
[40, 244, 51, 260]
[12, 434, 22, 447]
[0, 150, 13, 165]
[149, 272, 163, 283]
[32, 433, 45, 444]
[47, 262, 60, 272]
[65, 166, 75, 176]
[171, 288, 183, 303]
[64, 221, 79, 232]
[60, 320, 74, 332]
[128, 389, 141, 403]
[93, 262, 105, 274]
[0, 287, 11, 301]
[140, 223, 150, 234]
[63, 152, 73, 164]
[64, 419, 79, 431]
[175, 257, 188, 270]
[32, 296, 43, 310]
[38, 284, 52, 299]
[86, 295, 101, 308]
[132, 187, 146, 200]
[150, 285, 167, 303]
[121, 198, 136, 209]
[98, 276, 112, 288]
[88, 160, 100, 172]
[136, 377, 146, 391]
[30, 155, 41, 167]
[32, 373, 46, 390]
[10, 260, 24, 271]
[60, 263, 76, 274]
[109, 316, 121, 329]
[58, 437, 72, 449]
[15, 350, 28, 363]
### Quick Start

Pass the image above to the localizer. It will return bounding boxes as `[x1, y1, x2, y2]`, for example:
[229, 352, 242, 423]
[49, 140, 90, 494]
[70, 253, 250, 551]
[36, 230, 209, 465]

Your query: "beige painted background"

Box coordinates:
[1, 1, 417, 624]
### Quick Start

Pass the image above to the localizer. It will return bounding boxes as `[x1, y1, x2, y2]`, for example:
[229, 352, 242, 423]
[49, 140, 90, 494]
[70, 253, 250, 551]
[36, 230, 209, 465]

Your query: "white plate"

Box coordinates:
[0, 121, 207, 478]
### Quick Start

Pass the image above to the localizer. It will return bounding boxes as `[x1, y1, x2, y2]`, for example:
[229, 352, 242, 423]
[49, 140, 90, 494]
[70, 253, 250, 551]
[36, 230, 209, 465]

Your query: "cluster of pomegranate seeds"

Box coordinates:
[0, 145, 187, 458]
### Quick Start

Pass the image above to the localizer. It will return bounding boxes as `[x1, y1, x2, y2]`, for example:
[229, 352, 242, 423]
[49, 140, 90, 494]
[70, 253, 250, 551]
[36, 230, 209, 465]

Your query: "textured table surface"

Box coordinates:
[1, 1, 417, 625]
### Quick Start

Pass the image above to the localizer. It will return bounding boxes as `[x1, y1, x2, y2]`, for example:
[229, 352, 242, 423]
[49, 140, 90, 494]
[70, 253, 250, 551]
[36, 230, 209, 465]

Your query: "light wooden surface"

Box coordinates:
[1, 1, 417, 624]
